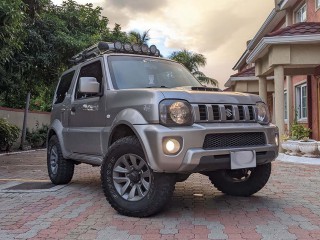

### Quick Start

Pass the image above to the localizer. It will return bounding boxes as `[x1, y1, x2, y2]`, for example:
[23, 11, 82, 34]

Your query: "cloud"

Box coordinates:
[62, 0, 275, 86]
[106, 0, 167, 12]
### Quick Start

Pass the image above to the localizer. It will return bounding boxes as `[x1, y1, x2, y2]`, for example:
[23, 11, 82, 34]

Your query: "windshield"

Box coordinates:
[107, 55, 202, 89]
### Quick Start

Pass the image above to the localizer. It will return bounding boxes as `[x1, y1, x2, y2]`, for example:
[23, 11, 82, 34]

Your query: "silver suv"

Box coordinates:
[47, 42, 279, 217]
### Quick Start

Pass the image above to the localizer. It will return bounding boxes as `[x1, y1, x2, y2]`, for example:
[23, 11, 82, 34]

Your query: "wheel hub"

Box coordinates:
[127, 170, 141, 183]
[112, 154, 151, 201]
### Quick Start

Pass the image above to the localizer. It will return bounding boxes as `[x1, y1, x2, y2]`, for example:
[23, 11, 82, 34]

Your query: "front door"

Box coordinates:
[65, 59, 107, 155]
[318, 78, 320, 140]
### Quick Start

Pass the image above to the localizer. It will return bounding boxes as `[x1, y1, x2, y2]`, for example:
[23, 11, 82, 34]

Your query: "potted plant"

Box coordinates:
[299, 137, 318, 158]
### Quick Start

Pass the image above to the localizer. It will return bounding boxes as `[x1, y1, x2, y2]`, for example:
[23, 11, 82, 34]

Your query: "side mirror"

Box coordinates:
[79, 77, 100, 94]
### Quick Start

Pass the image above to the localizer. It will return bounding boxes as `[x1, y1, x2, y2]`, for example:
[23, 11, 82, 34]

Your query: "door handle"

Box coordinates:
[71, 107, 76, 112]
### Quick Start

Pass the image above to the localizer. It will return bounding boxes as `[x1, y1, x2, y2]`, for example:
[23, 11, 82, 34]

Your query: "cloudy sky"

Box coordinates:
[53, 0, 275, 87]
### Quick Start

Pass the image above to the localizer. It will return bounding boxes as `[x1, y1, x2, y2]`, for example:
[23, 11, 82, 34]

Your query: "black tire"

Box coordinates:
[208, 163, 272, 197]
[47, 135, 74, 185]
[101, 136, 175, 217]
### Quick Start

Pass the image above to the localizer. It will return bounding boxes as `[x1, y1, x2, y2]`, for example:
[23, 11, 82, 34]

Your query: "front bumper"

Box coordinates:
[133, 123, 279, 173]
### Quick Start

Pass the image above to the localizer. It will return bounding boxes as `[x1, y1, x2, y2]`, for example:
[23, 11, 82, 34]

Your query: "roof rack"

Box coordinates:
[69, 41, 161, 65]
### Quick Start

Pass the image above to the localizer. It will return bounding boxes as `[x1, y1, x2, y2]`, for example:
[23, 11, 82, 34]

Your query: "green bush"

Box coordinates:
[26, 122, 48, 148]
[0, 118, 20, 151]
[290, 123, 311, 140]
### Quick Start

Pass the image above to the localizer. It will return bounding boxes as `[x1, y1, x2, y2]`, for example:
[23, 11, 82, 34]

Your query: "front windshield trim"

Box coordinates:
[107, 55, 202, 90]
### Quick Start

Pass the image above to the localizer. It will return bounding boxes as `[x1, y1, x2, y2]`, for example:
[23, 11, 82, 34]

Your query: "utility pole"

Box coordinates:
[20, 92, 31, 150]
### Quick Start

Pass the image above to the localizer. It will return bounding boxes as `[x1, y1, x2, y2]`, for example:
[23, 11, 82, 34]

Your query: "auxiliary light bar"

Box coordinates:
[70, 41, 161, 65]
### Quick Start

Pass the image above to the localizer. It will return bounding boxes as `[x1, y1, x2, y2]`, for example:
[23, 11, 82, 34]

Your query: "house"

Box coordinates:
[226, 0, 320, 142]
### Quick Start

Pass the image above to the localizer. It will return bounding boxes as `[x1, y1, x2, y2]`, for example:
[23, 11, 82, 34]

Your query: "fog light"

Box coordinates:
[163, 137, 182, 155]
[275, 133, 279, 147]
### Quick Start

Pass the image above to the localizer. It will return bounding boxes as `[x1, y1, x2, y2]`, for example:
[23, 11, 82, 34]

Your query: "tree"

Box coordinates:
[0, 0, 130, 111]
[0, 0, 25, 64]
[128, 29, 150, 44]
[169, 49, 218, 87]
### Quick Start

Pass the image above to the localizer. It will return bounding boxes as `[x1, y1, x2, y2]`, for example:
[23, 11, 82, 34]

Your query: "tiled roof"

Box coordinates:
[231, 67, 255, 78]
[267, 22, 320, 37]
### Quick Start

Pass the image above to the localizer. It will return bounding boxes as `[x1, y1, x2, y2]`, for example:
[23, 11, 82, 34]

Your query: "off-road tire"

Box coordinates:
[101, 136, 176, 217]
[47, 135, 74, 184]
[208, 163, 272, 196]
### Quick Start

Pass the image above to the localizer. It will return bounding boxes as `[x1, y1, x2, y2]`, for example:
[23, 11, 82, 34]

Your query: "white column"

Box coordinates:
[286, 76, 293, 132]
[259, 76, 268, 103]
[274, 66, 285, 151]
[286, 9, 293, 27]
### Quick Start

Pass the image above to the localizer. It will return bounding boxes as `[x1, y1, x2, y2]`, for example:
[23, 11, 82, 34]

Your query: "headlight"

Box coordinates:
[256, 102, 270, 125]
[159, 100, 194, 126]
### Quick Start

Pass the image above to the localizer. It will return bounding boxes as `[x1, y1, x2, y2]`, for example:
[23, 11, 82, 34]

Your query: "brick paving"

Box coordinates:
[0, 150, 320, 240]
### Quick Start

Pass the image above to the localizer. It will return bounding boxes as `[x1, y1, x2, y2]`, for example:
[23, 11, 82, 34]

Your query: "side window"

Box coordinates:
[75, 60, 103, 99]
[55, 71, 75, 104]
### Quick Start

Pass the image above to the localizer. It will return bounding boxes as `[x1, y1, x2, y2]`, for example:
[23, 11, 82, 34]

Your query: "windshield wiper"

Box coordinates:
[146, 86, 168, 88]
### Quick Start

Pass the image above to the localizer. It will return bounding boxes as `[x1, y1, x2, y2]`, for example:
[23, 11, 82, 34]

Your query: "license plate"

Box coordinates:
[230, 151, 256, 170]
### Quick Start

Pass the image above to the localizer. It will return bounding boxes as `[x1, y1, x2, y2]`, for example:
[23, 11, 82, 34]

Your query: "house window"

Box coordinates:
[295, 83, 307, 120]
[317, 0, 320, 9]
[296, 4, 307, 23]
[284, 91, 288, 120]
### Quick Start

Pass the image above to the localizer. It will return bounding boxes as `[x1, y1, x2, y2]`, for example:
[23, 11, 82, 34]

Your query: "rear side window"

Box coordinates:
[55, 71, 75, 104]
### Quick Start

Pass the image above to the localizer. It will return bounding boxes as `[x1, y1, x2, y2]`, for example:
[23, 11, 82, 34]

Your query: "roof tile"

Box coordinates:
[267, 22, 320, 37]
[231, 67, 255, 78]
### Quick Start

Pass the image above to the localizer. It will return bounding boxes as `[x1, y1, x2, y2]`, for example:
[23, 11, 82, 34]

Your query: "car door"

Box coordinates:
[64, 58, 107, 155]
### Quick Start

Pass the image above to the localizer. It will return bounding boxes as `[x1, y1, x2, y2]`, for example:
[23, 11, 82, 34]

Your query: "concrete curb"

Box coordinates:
[0, 148, 46, 157]
[276, 153, 320, 165]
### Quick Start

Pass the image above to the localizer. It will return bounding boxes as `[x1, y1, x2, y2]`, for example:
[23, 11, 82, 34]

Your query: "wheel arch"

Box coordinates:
[47, 119, 70, 158]
[108, 122, 150, 166]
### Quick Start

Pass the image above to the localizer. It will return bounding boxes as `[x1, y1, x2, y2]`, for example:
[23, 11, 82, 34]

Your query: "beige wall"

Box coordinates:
[0, 107, 51, 131]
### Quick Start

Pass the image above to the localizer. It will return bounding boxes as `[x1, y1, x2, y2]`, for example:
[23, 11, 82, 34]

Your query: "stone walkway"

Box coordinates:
[0, 150, 320, 239]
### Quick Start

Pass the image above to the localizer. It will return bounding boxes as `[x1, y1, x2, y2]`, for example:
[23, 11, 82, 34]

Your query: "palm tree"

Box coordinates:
[128, 29, 150, 44]
[169, 49, 218, 87]
[193, 71, 219, 88]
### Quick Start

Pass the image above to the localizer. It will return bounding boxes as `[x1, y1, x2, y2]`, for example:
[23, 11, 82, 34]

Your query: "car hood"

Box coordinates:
[160, 87, 261, 105]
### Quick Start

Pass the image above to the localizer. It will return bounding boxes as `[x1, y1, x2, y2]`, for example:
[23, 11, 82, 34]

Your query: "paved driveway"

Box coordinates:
[0, 150, 320, 240]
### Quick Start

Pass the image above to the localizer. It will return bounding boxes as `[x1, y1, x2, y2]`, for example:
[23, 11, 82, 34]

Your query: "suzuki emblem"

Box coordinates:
[226, 108, 233, 118]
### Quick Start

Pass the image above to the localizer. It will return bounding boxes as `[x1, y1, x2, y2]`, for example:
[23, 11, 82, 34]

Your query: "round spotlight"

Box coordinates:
[149, 45, 157, 55]
[163, 137, 182, 155]
[155, 49, 160, 57]
[114, 41, 122, 51]
[98, 42, 109, 52]
[141, 44, 149, 53]
[132, 43, 141, 52]
[123, 43, 132, 52]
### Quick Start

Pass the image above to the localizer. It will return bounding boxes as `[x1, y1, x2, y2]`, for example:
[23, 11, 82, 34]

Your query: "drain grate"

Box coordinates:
[5, 182, 56, 190]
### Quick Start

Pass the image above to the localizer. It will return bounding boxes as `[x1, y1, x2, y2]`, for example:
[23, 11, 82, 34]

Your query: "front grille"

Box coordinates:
[248, 106, 255, 120]
[193, 104, 256, 123]
[212, 105, 220, 120]
[199, 105, 207, 120]
[203, 132, 266, 149]
[238, 106, 244, 120]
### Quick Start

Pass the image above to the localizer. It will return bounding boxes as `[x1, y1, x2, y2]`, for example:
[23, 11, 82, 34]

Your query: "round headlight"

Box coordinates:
[159, 100, 194, 126]
[256, 102, 270, 125]
[169, 102, 192, 124]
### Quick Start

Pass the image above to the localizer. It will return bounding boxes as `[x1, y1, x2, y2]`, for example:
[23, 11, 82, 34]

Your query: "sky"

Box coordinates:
[53, 0, 275, 87]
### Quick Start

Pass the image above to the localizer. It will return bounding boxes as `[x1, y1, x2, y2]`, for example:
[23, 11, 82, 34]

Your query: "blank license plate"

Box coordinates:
[230, 151, 256, 170]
